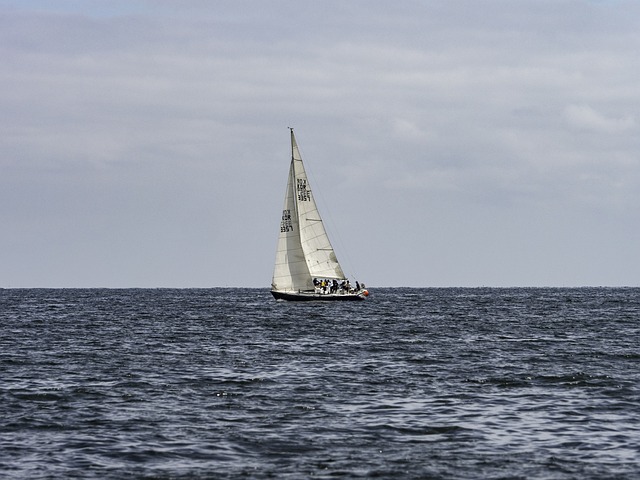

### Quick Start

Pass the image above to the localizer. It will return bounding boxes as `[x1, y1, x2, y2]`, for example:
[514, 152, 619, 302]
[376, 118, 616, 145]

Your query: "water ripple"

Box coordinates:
[1, 287, 639, 478]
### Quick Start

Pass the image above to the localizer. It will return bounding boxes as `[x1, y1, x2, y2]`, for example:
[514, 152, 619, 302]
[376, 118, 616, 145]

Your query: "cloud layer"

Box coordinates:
[1, 0, 639, 287]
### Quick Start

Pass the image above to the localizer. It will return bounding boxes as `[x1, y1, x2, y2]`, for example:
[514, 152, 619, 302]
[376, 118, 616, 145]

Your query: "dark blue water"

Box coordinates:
[1, 288, 639, 479]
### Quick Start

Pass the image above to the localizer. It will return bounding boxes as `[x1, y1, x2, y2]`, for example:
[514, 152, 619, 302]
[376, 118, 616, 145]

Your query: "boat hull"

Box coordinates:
[271, 290, 366, 302]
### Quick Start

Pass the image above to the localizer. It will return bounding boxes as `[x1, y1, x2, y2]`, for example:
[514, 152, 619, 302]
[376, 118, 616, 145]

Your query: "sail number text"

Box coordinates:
[280, 210, 293, 233]
[297, 179, 310, 202]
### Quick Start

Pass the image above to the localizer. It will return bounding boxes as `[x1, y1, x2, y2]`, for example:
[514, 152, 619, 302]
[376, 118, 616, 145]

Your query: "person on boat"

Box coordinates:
[313, 278, 319, 287]
[356, 281, 360, 291]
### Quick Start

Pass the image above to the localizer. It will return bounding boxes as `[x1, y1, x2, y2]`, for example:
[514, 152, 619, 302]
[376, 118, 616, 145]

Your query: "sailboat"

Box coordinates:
[271, 128, 369, 301]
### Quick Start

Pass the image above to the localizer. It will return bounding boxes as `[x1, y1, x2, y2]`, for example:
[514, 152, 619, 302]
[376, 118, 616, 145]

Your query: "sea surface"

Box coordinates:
[1, 288, 639, 479]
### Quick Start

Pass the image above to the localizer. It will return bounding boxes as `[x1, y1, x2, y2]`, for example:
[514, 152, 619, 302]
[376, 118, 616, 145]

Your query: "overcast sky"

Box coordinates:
[1, 0, 639, 288]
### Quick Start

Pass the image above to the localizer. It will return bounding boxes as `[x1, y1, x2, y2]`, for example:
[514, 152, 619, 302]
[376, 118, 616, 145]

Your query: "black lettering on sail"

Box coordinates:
[297, 178, 310, 201]
[280, 209, 293, 232]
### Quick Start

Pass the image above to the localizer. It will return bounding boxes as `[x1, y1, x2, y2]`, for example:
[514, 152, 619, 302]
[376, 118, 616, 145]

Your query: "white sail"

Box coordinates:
[272, 129, 345, 292]
[272, 158, 313, 292]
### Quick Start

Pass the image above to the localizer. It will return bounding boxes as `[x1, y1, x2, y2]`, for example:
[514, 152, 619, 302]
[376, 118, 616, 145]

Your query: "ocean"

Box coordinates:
[1, 287, 639, 479]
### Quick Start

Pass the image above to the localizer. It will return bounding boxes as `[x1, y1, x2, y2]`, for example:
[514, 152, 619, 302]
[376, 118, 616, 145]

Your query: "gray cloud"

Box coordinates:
[1, 0, 639, 287]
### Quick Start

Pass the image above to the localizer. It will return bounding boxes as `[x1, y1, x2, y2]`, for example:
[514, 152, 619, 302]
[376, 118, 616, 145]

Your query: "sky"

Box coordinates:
[1, 0, 639, 288]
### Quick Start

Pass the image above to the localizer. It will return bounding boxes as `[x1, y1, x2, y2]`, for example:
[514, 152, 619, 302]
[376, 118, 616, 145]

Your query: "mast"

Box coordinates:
[289, 128, 299, 227]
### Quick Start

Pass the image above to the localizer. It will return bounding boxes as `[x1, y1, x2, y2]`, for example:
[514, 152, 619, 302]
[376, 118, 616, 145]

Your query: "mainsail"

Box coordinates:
[272, 129, 345, 292]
